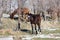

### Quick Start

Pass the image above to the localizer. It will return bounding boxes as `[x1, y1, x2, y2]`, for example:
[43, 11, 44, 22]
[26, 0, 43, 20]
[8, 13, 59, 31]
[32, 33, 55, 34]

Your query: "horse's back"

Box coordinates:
[28, 14, 41, 24]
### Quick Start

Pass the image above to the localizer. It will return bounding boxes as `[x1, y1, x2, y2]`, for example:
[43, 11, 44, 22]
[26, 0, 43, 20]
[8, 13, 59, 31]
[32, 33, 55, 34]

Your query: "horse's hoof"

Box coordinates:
[40, 30, 41, 32]
[36, 31, 38, 34]
[38, 30, 41, 34]
[38, 31, 40, 34]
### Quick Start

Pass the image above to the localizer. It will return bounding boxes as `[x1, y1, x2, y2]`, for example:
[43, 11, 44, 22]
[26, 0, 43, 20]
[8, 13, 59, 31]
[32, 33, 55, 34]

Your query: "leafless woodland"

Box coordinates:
[0, 0, 60, 21]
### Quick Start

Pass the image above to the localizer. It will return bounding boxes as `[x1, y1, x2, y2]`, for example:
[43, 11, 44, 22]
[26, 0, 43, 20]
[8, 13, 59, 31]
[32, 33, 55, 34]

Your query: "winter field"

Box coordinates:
[0, 16, 60, 40]
[0, 0, 60, 40]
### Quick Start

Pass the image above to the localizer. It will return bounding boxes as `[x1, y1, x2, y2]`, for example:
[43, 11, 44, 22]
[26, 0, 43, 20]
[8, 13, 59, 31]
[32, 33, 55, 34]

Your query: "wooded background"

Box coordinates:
[0, 0, 60, 23]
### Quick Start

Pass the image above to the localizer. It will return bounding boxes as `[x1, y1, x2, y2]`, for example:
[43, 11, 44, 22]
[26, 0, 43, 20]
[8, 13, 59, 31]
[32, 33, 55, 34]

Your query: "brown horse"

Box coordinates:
[10, 8, 29, 19]
[10, 8, 30, 30]
[47, 7, 60, 21]
[26, 13, 41, 34]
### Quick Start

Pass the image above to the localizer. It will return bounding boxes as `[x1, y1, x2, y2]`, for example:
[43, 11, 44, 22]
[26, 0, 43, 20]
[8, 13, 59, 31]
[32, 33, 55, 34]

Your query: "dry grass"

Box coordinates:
[0, 18, 31, 36]
[0, 18, 60, 40]
[0, 18, 60, 35]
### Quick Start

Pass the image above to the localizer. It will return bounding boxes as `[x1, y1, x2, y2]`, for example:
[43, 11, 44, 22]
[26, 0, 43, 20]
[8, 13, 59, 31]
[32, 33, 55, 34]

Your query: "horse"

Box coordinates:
[10, 8, 29, 19]
[47, 7, 60, 21]
[26, 13, 41, 34]
[10, 8, 30, 30]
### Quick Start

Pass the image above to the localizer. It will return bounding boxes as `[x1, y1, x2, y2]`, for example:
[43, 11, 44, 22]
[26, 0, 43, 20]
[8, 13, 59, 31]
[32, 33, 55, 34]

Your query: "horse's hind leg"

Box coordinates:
[35, 24, 38, 34]
[31, 24, 34, 34]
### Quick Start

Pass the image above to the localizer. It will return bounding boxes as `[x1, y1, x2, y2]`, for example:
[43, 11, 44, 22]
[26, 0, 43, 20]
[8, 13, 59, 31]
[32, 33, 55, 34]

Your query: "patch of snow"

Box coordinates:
[0, 36, 13, 40]
[3, 14, 10, 18]
[41, 27, 58, 31]
[14, 15, 18, 17]
[22, 34, 60, 40]
[47, 28, 57, 31]
[3, 14, 18, 18]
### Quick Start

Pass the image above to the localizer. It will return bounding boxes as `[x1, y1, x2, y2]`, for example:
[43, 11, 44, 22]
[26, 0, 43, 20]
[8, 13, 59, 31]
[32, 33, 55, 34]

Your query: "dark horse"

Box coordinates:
[26, 13, 41, 34]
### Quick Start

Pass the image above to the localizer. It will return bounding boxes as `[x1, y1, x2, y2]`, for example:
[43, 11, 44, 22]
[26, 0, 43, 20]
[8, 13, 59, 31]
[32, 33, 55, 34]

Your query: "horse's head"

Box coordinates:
[25, 13, 33, 22]
[10, 8, 18, 19]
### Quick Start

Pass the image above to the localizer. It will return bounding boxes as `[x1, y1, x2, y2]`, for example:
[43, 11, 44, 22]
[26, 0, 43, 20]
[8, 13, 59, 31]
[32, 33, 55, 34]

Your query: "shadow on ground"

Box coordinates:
[20, 29, 32, 34]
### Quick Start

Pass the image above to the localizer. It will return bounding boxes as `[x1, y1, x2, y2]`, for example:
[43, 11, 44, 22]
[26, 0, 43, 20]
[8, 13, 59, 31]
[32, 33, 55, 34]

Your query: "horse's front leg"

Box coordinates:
[31, 24, 34, 34]
[17, 22, 20, 30]
[35, 24, 38, 34]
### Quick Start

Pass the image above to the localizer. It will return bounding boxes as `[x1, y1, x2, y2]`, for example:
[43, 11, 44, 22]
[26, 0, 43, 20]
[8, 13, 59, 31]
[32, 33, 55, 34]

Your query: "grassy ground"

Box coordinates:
[0, 18, 60, 40]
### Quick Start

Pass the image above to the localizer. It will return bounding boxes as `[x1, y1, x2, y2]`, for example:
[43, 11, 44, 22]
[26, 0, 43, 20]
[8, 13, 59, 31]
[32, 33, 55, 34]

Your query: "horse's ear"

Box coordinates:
[28, 13, 32, 16]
